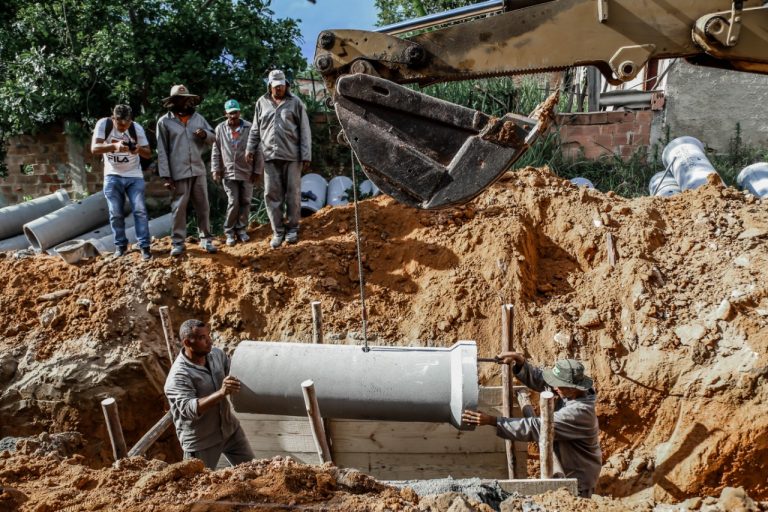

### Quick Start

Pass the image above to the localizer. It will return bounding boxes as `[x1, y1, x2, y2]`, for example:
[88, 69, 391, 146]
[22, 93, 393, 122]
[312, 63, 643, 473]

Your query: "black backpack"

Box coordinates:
[103, 118, 156, 172]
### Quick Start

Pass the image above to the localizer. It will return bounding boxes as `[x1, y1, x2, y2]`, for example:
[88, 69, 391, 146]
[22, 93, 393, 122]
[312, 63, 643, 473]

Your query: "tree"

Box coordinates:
[0, 0, 305, 150]
[375, 0, 473, 26]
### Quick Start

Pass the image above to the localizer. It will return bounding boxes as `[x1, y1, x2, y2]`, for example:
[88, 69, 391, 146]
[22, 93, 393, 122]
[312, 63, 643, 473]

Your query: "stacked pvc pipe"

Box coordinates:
[230, 340, 479, 430]
[23, 192, 112, 252]
[569, 177, 595, 189]
[662, 136, 719, 190]
[0, 189, 70, 240]
[737, 163, 768, 198]
[0, 233, 31, 252]
[327, 176, 353, 206]
[649, 171, 682, 197]
[300, 173, 328, 216]
[360, 179, 382, 196]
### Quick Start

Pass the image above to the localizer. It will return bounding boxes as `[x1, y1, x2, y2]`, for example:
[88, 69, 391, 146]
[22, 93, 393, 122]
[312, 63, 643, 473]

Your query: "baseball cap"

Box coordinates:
[268, 69, 287, 87]
[224, 99, 241, 113]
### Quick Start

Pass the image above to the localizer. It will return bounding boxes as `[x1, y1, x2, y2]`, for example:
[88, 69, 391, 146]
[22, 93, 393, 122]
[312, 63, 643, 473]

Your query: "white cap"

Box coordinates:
[268, 69, 287, 87]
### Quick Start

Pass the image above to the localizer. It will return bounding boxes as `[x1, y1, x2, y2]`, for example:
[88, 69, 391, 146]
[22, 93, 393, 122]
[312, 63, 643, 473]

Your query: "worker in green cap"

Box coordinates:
[462, 352, 602, 498]
[211, 99, 262, 246]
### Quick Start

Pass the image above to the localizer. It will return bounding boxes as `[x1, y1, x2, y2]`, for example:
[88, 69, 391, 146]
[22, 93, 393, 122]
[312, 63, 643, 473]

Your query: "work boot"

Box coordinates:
[285, 230, 299, 244]
[114, 245, 128, 257]
[200, 238, 218, 254]
[170, 244, 185, 257]
[226, 235, 237, 247]
[270, 233, 284, 249]
[238, 232, 250, 243]
[140, 247, 152, 261]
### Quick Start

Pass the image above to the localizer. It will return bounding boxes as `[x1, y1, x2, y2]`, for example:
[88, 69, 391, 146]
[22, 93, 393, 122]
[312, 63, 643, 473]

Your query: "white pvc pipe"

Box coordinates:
[662, 136, 719, 190]
[569, 177, 595, 189]
[360, 179, 381, 196]
[649, 171, 682, 197]
[23, 193, 111, 252]
[230, 340, 479, 429]
[0, 189, 70, 239]
[737, 163, 768, 198]
[327, 176, 353, 206]
[300, 173, 328, 215]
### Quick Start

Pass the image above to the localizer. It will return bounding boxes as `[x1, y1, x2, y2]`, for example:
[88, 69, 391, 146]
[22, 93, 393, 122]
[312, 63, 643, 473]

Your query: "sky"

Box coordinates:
[268, 0, 379, 64]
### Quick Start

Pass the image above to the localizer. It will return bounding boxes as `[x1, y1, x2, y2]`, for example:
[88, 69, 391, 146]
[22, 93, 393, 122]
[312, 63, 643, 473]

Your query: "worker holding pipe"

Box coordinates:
[164, 319, 254, 468]
[462, 353, 601, 498]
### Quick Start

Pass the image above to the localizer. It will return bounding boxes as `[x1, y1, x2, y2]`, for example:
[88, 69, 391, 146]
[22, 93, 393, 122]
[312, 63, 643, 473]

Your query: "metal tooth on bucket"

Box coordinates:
[332, 73, 558, 210]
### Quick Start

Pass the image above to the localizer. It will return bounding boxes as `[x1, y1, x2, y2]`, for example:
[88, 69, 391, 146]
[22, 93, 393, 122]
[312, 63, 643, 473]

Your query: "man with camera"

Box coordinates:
[91, 104, 153, 261]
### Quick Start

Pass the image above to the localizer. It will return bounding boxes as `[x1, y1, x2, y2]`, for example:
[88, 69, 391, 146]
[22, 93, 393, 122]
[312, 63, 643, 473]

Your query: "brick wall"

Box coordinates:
[557, 110, 657, 160]
[1, 123, 167, 208]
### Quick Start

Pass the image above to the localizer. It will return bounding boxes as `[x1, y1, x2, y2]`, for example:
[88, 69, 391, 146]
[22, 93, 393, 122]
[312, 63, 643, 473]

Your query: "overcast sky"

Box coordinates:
[268, 0, 379, 63]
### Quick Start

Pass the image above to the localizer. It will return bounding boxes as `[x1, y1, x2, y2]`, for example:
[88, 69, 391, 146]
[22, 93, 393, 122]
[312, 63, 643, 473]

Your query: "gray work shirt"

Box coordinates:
[211, 119, 256, 181]
[164, 347, 240, 452]
[496, 362, 602, 497]
[156, 111, 215, 180]
[246, 92, 311, 162]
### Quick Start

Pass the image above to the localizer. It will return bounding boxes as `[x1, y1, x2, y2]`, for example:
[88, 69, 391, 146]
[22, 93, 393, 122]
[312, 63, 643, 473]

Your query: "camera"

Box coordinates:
[124, 139, 137, 152]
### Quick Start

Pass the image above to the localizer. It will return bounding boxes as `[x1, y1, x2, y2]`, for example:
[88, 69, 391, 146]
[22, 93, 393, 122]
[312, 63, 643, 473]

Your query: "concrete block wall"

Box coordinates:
[0, 124, 101, 208]
[557, 110, 656, 160]
[1, 123, 168, 209]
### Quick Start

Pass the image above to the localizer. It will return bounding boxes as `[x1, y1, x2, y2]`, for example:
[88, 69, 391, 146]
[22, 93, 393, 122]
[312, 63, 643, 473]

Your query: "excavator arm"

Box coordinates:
[313, 0, 768, 209]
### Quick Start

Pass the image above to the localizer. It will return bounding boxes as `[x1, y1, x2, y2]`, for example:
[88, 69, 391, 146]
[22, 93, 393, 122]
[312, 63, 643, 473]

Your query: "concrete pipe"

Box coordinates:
[327, 176, 353, 206]
[23, 193, 112, 252]
[737, 163, 768, 198]
[0, 233, 31, 252]
[230, 340, 479, 430]
[649, 171, 682, 197]
[662, 136, 719, 190]
[300, 173, 328, 216]
[0, 189, 70, 240]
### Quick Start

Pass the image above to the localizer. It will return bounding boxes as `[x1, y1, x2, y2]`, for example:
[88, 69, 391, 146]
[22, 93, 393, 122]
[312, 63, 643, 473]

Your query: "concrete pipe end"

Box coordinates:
[450, 340, 479, 431]
[22, 225, 42, 252]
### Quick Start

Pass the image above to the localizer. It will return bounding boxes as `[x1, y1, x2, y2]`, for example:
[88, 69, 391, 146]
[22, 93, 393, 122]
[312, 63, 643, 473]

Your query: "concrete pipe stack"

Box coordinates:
[569, 177, 595, 189]
[360, 179, 382, 197]
[662, 136, 719, 190]
[737, 163, 768, 198]
[0, 189, 70, 251]
[230, 340, 479, 430]
[23, 192, 113, 252]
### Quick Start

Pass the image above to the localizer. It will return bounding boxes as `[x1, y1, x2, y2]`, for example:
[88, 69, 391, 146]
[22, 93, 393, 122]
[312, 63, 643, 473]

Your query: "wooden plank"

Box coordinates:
[501, 304, 515, 479]
[336, 452, 508, 480]
[329, 421, 506, 454]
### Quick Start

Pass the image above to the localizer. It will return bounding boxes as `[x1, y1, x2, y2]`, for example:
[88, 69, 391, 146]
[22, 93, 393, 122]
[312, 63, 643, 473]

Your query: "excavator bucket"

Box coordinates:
[334, 73, 558, 209]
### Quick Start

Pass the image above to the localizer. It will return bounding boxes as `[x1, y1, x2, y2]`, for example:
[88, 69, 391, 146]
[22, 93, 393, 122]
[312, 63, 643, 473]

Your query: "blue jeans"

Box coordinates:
[103, 175, 150, 249]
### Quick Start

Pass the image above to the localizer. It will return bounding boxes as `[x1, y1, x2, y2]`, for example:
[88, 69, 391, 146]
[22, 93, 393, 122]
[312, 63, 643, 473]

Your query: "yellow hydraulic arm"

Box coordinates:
[313, 0, 768, 209]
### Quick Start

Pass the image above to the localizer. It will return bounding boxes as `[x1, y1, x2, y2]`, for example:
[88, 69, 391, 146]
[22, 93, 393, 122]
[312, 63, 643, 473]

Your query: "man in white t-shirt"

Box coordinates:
[91, 104, 153, 260]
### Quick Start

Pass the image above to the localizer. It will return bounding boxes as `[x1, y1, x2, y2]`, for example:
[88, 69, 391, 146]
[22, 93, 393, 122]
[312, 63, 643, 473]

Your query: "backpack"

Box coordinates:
[103, 118, 156, 172]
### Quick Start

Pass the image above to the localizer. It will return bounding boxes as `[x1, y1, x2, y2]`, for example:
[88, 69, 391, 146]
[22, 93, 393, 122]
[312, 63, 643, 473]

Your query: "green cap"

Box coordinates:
[224, 99, 241, 113]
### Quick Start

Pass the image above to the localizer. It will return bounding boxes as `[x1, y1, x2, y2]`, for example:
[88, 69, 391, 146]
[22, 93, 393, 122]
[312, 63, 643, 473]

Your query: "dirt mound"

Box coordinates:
[1, 166, 767, 506]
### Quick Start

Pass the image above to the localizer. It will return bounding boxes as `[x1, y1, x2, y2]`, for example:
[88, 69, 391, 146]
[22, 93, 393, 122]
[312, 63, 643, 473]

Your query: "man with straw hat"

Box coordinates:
[462, 352, 602, 497]
[157, 84, 217, 256]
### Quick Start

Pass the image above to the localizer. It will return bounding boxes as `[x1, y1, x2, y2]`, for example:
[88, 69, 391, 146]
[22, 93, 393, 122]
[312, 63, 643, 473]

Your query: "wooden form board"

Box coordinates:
[234, 386, 530, 480]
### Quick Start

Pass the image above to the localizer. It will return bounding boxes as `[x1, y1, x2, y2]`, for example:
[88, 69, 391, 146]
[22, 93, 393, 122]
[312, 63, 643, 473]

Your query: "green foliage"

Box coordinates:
[0, 0, 306, 139]
[375, 0, 472, 25]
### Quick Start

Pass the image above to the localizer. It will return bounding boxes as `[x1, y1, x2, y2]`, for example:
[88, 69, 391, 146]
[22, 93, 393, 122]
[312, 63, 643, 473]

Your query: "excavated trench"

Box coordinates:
[0, 167, 766, 510]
